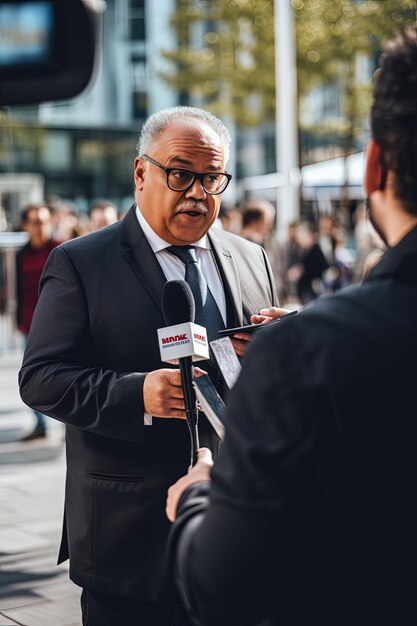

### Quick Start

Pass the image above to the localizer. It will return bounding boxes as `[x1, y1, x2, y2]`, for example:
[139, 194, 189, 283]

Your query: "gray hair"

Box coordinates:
[136, 106, 231, 164]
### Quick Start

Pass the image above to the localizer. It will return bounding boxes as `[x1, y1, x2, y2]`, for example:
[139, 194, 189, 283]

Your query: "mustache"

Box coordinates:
[176, 201, 208, 215]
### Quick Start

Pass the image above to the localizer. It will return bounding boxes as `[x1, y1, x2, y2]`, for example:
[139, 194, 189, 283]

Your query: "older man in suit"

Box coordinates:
[19, 106, 278, 626]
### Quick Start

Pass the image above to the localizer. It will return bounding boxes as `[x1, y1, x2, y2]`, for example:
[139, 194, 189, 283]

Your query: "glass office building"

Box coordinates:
[0, 0, 179, 224]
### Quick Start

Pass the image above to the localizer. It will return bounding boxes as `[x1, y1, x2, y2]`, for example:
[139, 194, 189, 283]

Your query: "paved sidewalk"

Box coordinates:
[0, 351, 82, 626]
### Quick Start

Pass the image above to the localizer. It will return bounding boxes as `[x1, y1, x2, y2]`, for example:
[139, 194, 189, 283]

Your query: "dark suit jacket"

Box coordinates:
[170, 225, 417, 625]
[18, 206, 278, 602]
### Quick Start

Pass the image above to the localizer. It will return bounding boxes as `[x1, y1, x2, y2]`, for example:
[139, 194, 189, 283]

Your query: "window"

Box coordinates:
[129, 0, 145, 41]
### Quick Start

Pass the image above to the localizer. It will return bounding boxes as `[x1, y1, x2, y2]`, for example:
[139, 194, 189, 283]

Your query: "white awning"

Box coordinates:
[240, 152, 366, 202]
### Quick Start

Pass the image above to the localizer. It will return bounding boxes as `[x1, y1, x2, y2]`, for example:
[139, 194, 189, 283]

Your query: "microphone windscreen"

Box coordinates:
[162, 280, 195, 325]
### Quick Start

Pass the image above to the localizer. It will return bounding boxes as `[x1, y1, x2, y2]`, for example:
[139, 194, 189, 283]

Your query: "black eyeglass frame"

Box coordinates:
[141, 154, 232, 195]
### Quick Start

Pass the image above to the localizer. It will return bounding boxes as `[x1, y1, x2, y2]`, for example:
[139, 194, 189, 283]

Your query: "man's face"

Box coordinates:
[24, 207, 52, 246]
[134, 118, 226, 245]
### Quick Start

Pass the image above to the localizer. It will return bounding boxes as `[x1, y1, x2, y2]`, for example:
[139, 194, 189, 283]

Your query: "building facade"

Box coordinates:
[0, 0, 180, 225]
[1, 0, 413, 227]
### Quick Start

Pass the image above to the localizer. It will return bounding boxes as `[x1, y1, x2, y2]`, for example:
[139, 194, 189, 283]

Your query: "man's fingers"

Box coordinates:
[159, 393, 185, 413]
[170, 387, 185, 400]
[231, 331, 252, 341]
[196, 447, 214, 467]
[250, 314, 270, 324]
[250, 307, 293, 325]
[193, 366, 208, 378]
[259, 307, 292, 318]
[231, 337, 247, 357]
[168, 369, 183, 387]
[143, 368, 187, 417]
[166, 410, 187, 420]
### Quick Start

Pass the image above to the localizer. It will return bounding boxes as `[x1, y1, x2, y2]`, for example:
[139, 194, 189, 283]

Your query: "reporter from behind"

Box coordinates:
[167, 25, 417, 626]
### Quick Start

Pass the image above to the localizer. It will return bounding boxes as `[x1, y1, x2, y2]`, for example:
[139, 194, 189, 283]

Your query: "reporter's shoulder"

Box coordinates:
[279, 283, 369, 344]
[256, 282, 365, 343]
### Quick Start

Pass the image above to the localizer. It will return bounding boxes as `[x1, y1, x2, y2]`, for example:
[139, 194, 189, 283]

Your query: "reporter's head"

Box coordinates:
[365, 24, 417, 245]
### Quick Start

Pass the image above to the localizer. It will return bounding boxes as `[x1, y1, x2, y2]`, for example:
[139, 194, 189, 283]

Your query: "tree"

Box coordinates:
[161, 0, 276, 124]
[160, 0, 416, 155]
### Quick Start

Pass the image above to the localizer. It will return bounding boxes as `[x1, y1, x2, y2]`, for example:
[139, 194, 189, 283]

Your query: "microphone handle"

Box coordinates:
[179, 356, 199, 466]
[186, 409, 199, 467]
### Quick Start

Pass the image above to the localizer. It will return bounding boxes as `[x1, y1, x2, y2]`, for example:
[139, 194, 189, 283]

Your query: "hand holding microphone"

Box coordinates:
[143, 368, 186, 420]
[143, 367, 207, 419]
[157, 279, 209, 466]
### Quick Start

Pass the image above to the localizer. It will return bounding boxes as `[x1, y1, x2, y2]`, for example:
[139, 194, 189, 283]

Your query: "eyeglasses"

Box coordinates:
[141, 154, 232, 195]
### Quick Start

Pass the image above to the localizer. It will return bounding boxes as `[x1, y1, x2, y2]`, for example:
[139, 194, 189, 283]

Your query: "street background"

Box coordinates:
[2, 3, 417, 625]
[0, 351, 81, 626]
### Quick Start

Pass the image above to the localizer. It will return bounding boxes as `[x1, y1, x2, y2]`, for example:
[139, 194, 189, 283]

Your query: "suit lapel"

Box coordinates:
[120, 208, 244, 323]
[120, 206, 166, 311]
[208, 228, 243, 326]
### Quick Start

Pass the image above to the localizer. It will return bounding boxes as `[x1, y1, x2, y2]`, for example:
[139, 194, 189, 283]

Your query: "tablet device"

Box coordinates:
[217, 310, 297, 337]
[193, 376, 225, 440]
[217, 323, 265, 337]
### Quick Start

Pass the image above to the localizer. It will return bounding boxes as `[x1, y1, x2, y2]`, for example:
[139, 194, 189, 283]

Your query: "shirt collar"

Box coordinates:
[135, 204, 210, 252]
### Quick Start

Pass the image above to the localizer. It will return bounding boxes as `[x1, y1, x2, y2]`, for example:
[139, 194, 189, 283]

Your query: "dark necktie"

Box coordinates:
[166, 245, 225, 342]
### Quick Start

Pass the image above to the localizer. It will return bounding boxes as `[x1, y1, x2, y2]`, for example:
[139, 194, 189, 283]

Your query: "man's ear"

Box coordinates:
[364, 140, 384, 195]
[134, 157, 146, 191]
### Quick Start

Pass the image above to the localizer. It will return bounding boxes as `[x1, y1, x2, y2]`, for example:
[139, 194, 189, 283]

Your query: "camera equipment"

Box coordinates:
[0, 0, 104, 105]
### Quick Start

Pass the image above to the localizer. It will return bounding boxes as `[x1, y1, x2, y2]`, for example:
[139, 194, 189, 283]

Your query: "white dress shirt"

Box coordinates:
[135, 205, 227, 425]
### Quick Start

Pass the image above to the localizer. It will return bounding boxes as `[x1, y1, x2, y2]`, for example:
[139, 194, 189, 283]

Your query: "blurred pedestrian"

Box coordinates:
[218, 205, 242, 233]
[16, 203, 60, 440]
[287, 221, 329, 305]
[240, 198, 283, 300]
[166, 24, 417, 626]
[240, 199, 275, 245]
[53, 202, 88, 241]
[88, 199, 119, 231]
[277, 220, 302, 305]
[317, 213, 335, 264]
[323, 226, 355, 293]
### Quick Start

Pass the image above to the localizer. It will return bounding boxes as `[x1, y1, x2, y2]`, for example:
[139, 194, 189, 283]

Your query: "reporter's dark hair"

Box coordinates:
[371, 24, 417, 215]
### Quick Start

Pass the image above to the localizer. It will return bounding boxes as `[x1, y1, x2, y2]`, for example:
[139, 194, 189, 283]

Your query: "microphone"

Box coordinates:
[159, 280, 209, 364]
[162, 278, 195, 326]
[160, 280, 208, 466]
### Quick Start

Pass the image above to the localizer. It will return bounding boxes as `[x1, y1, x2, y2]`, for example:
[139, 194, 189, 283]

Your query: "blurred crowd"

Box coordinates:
[0, 193, 385, 440]
[216, 199, 386, 307]
[0, 197, 121, 438]
[12, 196, 121, 241]
[1, 195, 387, 317]
[1, 195, 387, 335]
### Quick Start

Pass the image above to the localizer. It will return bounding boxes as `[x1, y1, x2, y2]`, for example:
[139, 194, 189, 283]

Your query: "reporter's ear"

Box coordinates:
[364, 140, 384, 195]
